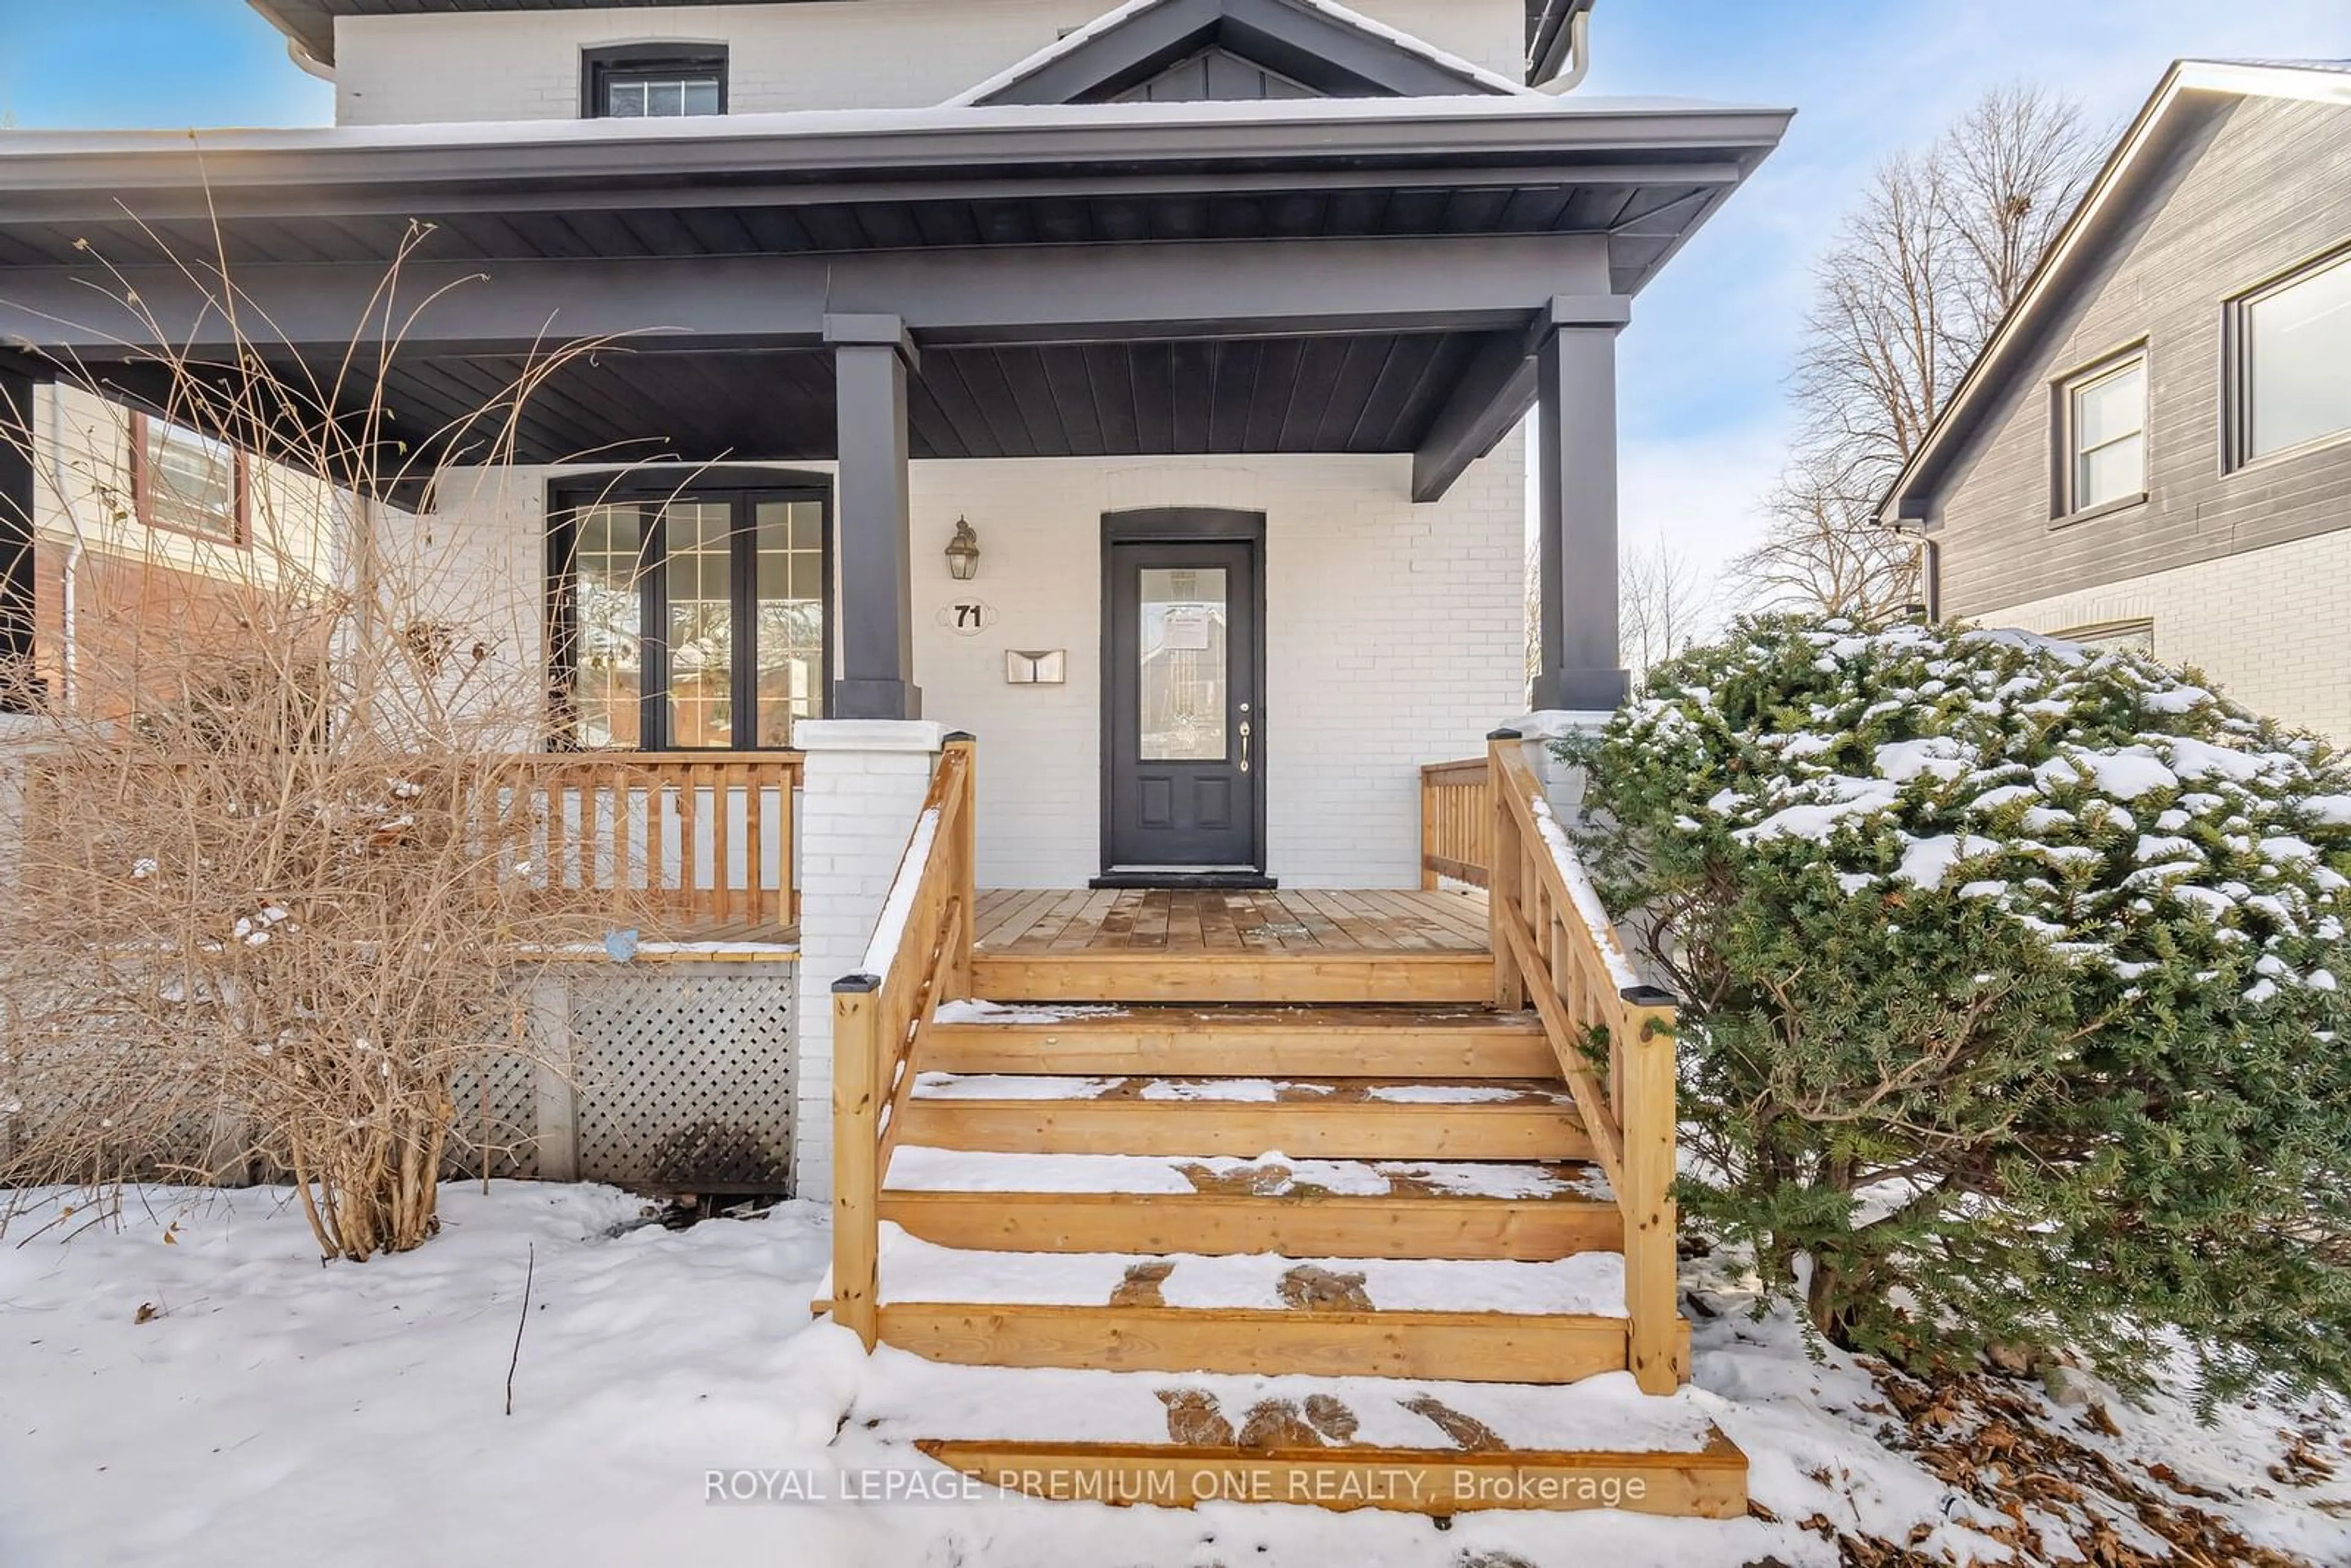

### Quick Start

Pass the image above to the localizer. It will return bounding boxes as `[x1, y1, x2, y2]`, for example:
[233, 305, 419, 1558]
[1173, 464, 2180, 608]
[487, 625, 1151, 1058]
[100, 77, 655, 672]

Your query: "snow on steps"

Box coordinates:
[894, 1072, 1594, 1160]
[923, 1000, 1561, 1078]
[880, 1148, 1622, 1259]
[856, 1224, 1675, 1384]
[856, 1348, 1746, 1518]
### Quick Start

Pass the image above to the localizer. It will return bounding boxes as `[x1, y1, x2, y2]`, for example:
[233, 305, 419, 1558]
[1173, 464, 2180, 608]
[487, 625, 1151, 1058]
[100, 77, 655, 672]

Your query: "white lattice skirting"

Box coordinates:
[449, 964, 799, 1193]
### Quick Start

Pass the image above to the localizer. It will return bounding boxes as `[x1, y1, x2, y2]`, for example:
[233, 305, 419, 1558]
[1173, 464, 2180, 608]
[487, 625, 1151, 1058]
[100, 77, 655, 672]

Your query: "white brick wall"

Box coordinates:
[332, 0, 1525, 124]
[1981, 528, 2351, 743]
[911, 432, 1530, 888]
[423, 430, 1531, 888]
[790, 719, 945, 1195]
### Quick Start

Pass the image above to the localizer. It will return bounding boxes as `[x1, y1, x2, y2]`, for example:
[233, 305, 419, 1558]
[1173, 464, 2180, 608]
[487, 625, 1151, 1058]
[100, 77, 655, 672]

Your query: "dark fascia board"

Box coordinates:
[0, 101, 1791, 219]
[1879, 58, 2351, 527]
[971, 0, 1513, 105]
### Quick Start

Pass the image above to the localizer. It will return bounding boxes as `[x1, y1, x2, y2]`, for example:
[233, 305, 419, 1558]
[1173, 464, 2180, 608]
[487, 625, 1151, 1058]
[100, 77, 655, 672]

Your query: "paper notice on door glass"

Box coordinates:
[1161, 607, 1212, 651]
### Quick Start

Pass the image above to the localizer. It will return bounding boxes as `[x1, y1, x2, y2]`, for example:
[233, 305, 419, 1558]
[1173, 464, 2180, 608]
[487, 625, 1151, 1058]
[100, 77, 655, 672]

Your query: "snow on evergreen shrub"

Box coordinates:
[1566, 615, 2351, 1398]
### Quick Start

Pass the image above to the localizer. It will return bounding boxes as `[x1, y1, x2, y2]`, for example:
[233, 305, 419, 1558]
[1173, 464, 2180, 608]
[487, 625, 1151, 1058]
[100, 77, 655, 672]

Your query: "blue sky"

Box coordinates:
[1, 0, 2344, 582]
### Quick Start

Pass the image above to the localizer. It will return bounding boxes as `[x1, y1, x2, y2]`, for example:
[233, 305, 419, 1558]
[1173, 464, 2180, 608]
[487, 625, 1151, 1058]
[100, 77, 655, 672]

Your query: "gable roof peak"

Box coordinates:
[950, 0, 1535, 108]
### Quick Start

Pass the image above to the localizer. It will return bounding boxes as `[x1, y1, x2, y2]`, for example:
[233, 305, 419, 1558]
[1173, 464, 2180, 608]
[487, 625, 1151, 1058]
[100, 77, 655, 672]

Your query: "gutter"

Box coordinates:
[1533, 8, 1592, 94]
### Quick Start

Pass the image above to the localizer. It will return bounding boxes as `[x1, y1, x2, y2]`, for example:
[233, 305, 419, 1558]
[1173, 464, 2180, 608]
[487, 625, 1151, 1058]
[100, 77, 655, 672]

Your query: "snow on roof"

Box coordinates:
[0, 90, 1779, 165]
[943, 0, 1543, 108]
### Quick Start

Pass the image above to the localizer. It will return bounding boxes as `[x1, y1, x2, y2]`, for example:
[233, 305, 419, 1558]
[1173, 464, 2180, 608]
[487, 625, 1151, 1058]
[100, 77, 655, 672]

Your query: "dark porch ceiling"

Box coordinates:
[0, 99, 1787, 502]
[82, 330, 1500, 483]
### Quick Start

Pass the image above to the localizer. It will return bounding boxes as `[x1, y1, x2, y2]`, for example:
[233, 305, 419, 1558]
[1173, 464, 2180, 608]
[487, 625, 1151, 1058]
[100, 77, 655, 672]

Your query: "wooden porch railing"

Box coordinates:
[830, 735, 977, 1349]
[1428, 735, 1685, 1395]
[506, 752, 803, 928]
[1419, 757, 1492, 889]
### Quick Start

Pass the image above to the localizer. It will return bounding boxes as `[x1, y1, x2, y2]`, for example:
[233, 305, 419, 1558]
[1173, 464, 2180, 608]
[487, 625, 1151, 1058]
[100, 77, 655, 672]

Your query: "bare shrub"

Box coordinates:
[0, 224, 659, 1257]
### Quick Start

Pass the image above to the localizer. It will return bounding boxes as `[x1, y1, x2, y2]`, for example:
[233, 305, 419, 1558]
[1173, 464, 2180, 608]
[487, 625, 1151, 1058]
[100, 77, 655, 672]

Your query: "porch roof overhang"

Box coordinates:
[0, 95, 1786, 502]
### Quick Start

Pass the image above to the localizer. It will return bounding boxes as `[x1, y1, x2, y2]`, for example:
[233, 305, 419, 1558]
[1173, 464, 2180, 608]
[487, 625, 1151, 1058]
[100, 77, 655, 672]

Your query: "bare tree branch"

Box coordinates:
[1737, 83, 2102, 621]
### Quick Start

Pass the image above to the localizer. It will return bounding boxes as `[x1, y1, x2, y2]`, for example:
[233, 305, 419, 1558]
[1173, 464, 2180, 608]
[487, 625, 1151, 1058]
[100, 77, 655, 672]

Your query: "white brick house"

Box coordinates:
[0, 0, 1786, 1197]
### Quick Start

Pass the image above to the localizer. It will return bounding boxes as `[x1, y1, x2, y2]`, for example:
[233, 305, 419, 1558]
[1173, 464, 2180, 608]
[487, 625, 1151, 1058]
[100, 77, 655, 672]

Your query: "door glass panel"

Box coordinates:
[664, 502, 735, 748]
[1138, 566, 1228, 762]
[572, 505, 643, 748]
[754, 500, 825, 746]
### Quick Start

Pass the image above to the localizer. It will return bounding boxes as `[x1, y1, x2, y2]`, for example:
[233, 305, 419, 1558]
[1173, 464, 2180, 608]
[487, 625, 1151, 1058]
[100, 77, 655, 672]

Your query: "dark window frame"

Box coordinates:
[579, 41, 730, 120]
[129, 410, 252, 549]
[546, 470, 832, 754]
[2046, 338, 2150, 526]
[2224, 239, 2351, 473]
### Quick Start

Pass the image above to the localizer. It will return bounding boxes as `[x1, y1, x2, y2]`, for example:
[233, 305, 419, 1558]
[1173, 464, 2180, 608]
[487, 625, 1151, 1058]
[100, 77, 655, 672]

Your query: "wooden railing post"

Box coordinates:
[1618, 985, 1683, 1394]
[1419, 768, 1441, 891]
[1487, 732, 1525, 1012]
[830, 972, 883, 1350]
[942, 733, 977, 1001]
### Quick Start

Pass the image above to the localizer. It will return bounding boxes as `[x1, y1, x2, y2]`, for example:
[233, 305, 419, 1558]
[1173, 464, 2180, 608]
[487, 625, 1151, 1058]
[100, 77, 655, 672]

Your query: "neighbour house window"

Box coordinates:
[582, 44, 727, 119]
[2058, 353, 2147, 517]
[552, 484, 826, 751]
[2232, 247, 2351, 464]
[130, 413, 248, 544]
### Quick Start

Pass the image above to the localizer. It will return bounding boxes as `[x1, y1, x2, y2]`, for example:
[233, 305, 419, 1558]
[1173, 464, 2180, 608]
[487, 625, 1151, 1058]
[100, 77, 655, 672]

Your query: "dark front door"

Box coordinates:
[1101, 520, 1265, 882]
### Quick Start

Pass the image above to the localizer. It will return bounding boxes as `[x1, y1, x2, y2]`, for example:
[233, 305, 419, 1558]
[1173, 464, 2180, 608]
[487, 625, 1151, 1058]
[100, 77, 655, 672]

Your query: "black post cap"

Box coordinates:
[1619, 984, 1679, 1008]
[832, 972, 882, 994]
[1487, 727, 1524, 741]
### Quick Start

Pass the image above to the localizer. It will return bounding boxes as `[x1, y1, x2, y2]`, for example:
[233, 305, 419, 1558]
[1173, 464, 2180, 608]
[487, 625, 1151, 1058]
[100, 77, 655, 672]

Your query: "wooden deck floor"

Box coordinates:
[973, 888, 1491, 956]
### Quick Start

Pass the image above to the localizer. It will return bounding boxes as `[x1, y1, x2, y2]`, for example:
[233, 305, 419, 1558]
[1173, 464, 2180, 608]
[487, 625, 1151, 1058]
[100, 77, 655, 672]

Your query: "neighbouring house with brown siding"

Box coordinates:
[1881, 59, 2351, 739]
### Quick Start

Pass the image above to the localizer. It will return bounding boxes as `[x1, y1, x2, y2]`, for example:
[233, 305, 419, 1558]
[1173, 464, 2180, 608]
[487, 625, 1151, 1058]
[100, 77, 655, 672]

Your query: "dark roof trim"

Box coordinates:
[964, 0, 1521, 105]
[1880, 58, 2351, 527]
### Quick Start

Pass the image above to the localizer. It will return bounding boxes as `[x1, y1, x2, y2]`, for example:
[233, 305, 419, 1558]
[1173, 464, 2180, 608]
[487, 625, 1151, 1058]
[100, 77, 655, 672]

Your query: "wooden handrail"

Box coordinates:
[1419, 757, 1492, 889]
[830, 737, 977, 1350]
[1485, 735, 1684, 1396]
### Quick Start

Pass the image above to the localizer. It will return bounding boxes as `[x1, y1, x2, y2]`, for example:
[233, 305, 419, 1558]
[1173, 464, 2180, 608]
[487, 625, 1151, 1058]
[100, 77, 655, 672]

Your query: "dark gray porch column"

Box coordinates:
[825, 313, 923, 721]
[0, 363, 39, 711]
[1531, 324, 1630, 711]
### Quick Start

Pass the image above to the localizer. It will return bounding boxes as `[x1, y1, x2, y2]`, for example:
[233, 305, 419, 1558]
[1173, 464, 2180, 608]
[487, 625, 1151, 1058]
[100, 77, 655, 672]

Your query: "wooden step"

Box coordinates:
[918, 1432, 1747, 1517]
[969, 951, 1493, 1005]
[879, 1187, 1622, 1261]
[869, 1225, 1657, 1382]
[878, 1301, 1641, 1382]
[923, 1003, 1556, 1078]
[894, 1076, 1591, 1160]
[854, 1345, 1746, 1519]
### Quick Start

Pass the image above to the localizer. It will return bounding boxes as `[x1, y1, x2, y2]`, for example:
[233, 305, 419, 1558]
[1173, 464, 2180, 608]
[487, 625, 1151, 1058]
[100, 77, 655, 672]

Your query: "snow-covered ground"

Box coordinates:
[3, 1182, 2347, 1568]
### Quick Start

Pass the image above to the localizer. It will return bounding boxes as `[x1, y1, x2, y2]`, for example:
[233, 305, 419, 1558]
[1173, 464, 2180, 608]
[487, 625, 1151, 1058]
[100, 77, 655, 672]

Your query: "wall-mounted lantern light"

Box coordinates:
[945, 517, 982, 582]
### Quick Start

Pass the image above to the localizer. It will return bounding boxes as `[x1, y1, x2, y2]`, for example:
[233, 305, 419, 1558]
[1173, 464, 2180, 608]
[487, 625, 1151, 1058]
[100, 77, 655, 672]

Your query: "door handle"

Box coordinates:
[1239, 718, 1252, 773]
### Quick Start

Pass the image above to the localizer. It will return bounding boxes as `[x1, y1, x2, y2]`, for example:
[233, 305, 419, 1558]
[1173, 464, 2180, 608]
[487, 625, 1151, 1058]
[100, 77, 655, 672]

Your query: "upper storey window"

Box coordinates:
[2232, 247, 2351, 465]
[2057, 351, 2147, 517]
[582, 44, 728, 119]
